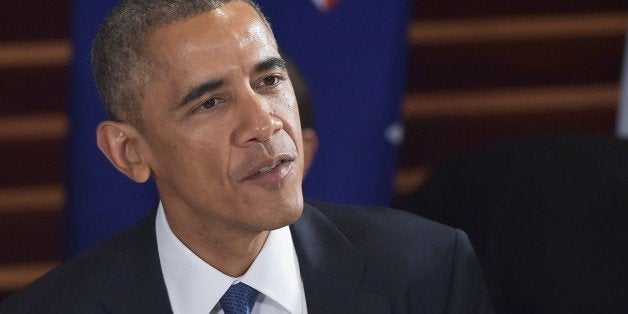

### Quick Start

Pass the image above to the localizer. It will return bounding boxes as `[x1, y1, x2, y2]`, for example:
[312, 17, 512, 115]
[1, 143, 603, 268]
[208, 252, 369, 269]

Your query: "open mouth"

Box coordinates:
[245, 155, 295, 183]
[257, 158, 284, 174]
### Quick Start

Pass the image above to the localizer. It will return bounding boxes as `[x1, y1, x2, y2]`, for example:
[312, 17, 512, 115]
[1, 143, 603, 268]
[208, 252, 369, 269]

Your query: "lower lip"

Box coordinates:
[246, 160, 293, 184]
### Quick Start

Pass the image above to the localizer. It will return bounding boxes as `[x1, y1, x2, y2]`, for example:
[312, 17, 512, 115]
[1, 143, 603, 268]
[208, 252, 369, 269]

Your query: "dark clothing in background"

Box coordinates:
[398, 133, 628, 314]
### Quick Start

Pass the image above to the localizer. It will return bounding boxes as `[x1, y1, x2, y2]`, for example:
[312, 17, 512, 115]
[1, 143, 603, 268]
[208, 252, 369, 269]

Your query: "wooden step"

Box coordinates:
[0, 186, 64, 263]
[0, 113, 67, 142]
[394, 166, 431, 196]
[407, 36, 624, 91]
[412, 0, 628, 19]
[409, 12, 628, 44]
[0, 40, 71, 68]
[0, 114, 67, 186]
[0, 262, 58, 292]
[404, 84, 620, 118]
[0, 184, 65, 213]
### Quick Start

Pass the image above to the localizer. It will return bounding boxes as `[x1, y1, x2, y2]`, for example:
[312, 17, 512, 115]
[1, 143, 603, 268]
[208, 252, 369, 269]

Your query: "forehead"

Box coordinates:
[145, 1, 278, 78]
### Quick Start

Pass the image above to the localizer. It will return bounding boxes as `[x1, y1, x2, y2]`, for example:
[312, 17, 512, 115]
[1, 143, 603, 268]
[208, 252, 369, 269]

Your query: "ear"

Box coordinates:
[96, 121, 151, 183]
[301, 128, 319, 176]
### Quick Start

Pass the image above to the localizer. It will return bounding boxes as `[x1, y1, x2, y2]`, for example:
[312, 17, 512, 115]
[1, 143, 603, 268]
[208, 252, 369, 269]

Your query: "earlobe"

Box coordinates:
[96, 121, 151, 183]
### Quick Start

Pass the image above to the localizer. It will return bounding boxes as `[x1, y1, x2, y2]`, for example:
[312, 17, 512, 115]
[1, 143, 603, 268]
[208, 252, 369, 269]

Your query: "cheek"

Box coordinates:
[189, 128, 234, 176]
[276, 90, 301, 130]
[150, 128, 219, 174]
[187, 132, 224, 164]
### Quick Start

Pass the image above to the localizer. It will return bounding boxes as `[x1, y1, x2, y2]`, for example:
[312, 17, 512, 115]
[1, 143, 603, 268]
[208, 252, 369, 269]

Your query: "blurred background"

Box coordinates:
[1, 0, 626, 307]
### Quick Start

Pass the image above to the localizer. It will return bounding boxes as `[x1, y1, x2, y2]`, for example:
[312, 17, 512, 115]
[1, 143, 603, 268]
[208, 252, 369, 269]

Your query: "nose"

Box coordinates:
[233, 90, 283, 146]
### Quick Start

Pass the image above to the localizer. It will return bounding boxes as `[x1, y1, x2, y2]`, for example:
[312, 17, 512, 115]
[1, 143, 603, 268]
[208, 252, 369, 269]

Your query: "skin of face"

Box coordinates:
[97, 1, 304, 274]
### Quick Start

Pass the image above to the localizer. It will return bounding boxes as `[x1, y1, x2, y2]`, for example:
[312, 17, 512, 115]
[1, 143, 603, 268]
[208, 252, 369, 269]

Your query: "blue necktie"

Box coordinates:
[219, 282, 259, 314]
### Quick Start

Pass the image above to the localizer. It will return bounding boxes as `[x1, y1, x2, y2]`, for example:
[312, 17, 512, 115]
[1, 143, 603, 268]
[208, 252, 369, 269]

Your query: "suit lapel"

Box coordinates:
[97, 211, 172, 313]
[290, 203, 390, 314]
[94, 204, 390, 313]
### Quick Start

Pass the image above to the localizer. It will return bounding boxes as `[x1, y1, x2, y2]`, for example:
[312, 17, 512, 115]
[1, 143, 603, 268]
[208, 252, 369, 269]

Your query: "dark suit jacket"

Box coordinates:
[1, 201, 493, 313]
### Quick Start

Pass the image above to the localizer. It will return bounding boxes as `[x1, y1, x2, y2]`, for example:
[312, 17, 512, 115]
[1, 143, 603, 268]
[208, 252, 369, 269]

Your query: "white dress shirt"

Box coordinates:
[155, 202, 308, 314]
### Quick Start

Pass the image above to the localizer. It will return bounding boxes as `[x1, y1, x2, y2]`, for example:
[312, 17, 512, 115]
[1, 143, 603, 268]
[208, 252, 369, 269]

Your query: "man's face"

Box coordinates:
[137, 1, 304, 234]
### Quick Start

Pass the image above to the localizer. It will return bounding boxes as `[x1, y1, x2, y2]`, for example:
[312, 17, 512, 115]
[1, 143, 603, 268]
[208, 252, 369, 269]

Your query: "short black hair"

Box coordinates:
[91, 0, 269, 127]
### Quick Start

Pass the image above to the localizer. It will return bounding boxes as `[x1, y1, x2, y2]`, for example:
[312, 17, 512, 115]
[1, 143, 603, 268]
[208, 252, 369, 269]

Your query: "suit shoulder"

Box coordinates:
[1, 221, 143, 313]
[307, 199, 458, 249]
[1, 246, 114, 313]
[305, 200, 464, 275]
[302, 201, 492, 313]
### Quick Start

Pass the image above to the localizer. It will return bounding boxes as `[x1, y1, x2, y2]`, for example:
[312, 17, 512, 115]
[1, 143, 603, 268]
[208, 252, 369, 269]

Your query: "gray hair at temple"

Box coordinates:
[91, 0, 270, 128]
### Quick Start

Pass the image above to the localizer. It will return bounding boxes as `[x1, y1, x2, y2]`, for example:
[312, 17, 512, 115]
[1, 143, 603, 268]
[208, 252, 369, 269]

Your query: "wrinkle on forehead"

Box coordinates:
[239, 19, 275, 50]
[140, 2, 279, 111]
[211, 4, 276, 48]
[149, 7, 275, 64]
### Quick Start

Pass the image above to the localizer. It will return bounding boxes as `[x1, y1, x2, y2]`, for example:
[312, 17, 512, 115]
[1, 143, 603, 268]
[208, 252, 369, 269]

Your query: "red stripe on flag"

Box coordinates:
[325, 0, 339, 10]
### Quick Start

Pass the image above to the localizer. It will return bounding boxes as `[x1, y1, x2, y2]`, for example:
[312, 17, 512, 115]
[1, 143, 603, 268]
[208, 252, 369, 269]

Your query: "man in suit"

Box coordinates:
[1, 1, 492, 313]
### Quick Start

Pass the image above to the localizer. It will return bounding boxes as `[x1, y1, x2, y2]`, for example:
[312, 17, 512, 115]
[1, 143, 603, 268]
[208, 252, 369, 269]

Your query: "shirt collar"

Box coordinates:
[240, 223, 303, 313]
[155, 202, 302, 313]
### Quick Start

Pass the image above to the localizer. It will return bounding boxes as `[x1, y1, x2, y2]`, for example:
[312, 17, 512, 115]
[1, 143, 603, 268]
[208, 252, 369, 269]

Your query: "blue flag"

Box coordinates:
[256, 0, 410, 205]
[66, 0, 158, 257]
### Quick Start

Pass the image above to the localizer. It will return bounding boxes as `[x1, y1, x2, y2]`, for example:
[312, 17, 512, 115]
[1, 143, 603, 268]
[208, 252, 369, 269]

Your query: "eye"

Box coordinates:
[260, 75, 281, 87]
[195, 97, 220, 112]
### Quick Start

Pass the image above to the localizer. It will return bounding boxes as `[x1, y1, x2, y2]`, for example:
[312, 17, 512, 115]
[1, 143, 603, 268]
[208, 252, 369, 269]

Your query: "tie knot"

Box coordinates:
[219, 282, 259, 314]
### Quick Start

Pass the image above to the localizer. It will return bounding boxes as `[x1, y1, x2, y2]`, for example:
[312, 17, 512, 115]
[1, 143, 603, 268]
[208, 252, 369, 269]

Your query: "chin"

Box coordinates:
[254, 194, 304, 231]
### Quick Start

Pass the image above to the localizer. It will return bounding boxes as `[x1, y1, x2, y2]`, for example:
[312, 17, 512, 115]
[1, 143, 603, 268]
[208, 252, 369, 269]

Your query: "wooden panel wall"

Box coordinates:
[1, 0, 626, 301]
[395, 2, 627, 197]
[0, 1, 71, 300]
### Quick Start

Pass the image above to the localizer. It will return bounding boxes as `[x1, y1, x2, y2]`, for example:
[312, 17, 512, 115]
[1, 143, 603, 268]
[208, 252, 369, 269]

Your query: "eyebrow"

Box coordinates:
[255, 57, 286, 74]
[174, 57, 286, 111]
[175, 78, 225, 111]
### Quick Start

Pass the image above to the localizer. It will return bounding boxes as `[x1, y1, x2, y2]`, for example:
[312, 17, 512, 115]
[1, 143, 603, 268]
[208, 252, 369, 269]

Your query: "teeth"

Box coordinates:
[258, 160, 282, 173]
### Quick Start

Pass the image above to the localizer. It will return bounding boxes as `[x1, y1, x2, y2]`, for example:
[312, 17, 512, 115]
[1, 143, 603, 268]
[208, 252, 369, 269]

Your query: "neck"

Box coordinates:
[164, 206, 269, 277]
